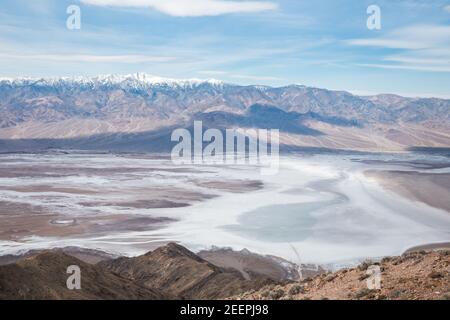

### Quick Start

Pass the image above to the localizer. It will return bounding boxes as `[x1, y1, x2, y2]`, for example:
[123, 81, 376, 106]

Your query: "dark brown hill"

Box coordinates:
[99, 243, 274, 299]
[0, 251, 170, 300]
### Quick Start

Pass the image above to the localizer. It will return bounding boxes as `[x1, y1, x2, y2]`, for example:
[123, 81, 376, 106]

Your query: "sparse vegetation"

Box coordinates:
[358, 273, 370, 281]
[235, 250, 449, 300]
[357, 260, 372, 271]
[288, 284, 305, 295]
[354, 288, 377, 299]
[428, 271, 443, 279]
[324, 274, 338, 282]
[268, 288, 285, 300]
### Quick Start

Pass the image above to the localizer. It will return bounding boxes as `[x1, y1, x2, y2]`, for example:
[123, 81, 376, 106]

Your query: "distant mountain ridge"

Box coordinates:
[0, 73, 449, 152]
[0, 73, 226, 91]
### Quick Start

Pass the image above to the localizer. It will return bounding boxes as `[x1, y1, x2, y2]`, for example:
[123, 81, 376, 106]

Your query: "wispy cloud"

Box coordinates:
[0, 53, 175, 63]
[80, 0, 278, 17]
[347, 25, 450, 50]
[198, 70, 228, 75]
[348, 24, 450, 73]
[356, 63, 450, 73]
[384, 56, 449, 66]
[0, 0, 448, 96]
[445, 5, 450, 13]
[230, 74, 281, 81]
[199, 70, 281, 82]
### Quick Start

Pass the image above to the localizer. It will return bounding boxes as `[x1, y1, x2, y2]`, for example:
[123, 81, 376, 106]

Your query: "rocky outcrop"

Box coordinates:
[234, 250, 450, 300]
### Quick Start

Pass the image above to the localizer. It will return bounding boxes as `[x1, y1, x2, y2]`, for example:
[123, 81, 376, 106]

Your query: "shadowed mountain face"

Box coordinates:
[0, 75, 449, 152]
[99, 243, 274, 299]
[194, 104, 324, 135]
[0, 251, 171, 300]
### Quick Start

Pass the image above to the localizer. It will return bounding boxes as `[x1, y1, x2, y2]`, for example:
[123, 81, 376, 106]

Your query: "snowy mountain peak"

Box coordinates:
[91, 73, 225, 87]
[0, 73, 226, 89]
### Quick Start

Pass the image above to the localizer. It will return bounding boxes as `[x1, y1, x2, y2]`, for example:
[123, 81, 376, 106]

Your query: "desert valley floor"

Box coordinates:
[0, 151, 449, 269]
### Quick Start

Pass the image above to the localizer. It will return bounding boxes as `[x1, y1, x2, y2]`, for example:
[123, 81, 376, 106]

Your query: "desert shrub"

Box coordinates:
[288, 284, 305, 295]
[428, 271, 443, 279]
[260, 289, 270, 298]
[268, 288, 284, 300]
[388, 289, 403, 299]
[354, 288, 376, 299]
[441, 293, 450, 300]
[381, 257, 392, 264]
[358, 273, 370, 281]
[358, 260, 372, 271]
[324, 274, 337, 282]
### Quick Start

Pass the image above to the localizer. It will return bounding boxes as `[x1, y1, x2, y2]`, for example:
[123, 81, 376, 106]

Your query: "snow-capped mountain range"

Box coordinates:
[0, 73, 449, 152]
[0, 73, 226, 90]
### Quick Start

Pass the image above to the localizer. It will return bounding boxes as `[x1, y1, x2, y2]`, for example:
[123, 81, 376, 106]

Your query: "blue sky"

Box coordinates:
[0, 0, 449, 97]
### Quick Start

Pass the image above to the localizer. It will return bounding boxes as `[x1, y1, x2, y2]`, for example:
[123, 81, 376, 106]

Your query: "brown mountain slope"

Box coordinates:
[2, 244, 447, 300]
[234, 250, 450, 300]
[1, 76, 449, 152]
[99, 243, 274, 299]
[0, 251, 170, 300]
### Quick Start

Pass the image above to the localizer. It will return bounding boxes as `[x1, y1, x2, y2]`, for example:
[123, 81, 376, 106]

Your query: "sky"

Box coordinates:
[0, 0, 449, 98]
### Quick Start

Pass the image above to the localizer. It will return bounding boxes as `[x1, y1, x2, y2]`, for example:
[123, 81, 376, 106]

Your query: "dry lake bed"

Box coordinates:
[0, 151, 449, 267]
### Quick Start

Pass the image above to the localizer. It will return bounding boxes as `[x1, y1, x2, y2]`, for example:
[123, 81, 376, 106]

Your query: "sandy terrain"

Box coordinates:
[365, 170, 450, 212]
